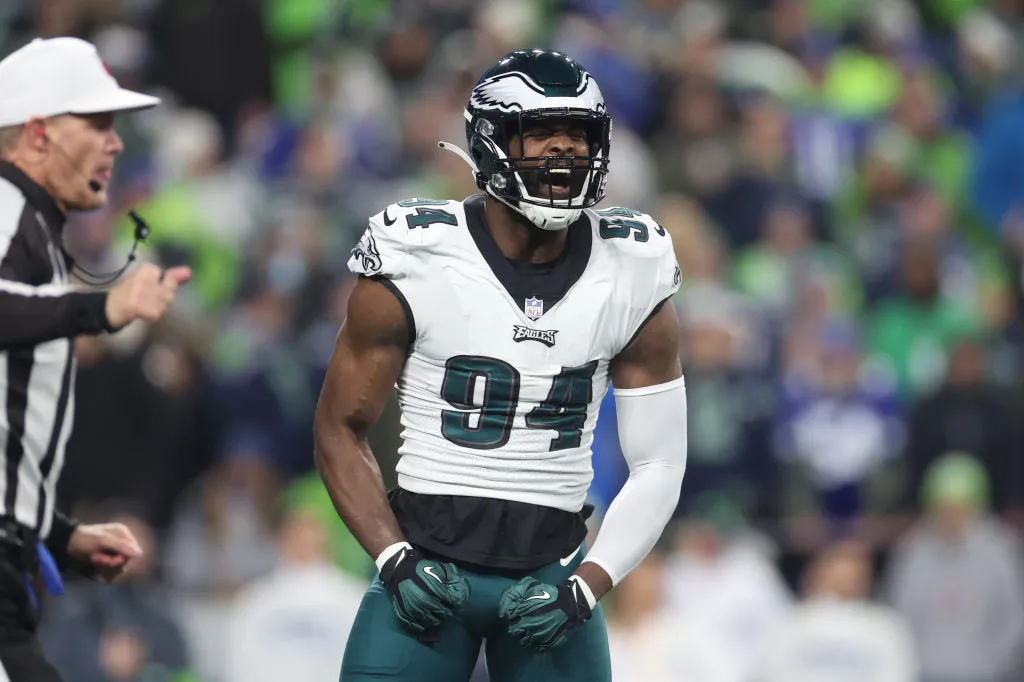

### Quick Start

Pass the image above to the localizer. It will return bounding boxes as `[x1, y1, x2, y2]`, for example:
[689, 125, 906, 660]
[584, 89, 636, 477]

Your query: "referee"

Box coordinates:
[0, 37, 191, 681]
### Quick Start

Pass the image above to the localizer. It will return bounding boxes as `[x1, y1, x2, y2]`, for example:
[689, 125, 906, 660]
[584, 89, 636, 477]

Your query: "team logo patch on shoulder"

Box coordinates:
[351, 231, 382, 273]
[513, 325, 558, 347]
[524, 297, 544, 320]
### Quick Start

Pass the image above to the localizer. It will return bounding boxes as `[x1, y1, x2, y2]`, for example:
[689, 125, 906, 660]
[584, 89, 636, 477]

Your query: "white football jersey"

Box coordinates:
[347, 195, 680, 513]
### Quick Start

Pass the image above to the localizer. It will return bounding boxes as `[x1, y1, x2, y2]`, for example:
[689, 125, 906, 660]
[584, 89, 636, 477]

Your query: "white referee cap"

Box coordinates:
[0, 37, 160, 128]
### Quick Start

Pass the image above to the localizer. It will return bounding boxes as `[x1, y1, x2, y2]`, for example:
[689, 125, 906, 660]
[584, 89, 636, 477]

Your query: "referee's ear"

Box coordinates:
[22, 117, 48, 154]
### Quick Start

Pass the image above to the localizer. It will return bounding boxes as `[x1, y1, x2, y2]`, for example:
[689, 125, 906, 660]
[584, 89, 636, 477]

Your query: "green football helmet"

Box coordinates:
[439, 49, 611, 231]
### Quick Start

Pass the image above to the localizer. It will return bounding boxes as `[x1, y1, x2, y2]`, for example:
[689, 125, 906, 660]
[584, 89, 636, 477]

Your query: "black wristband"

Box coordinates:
[379, 546, 420, 589]
[559, 580, 592, 625]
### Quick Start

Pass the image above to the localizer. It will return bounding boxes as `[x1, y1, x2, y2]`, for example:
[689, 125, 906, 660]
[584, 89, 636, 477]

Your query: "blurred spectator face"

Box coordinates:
[903, 186, 949, 241]
[793, 273, 832, 322]
[679, 520, 726, 561]
[783, 319, 823, 377]
[239, 281, 292, 341]
[742, 95, 788, 160]
[682, 138, 736, 195]
[865, 0, 922, 56]
[99, 629, 148, 681]
[864, 156, 907, 198]
[156, 108, 223, 182]
[141, 339, 194, 397]
[676, 0, 726, 77]
[311, 60, 340, 111]
[685, 233, 725, 281]
[671, 80, 724, 137]
[900, 244, 940, 302]
[805, 540, 872, 600]
[657, 194, 709, 268]
[295, 125, 343, 191]
[37, 0, 87, 37]
[278, 509, 330, 565]
[403, 94, 453, 162]
[770, 0, 809, 50]
[946, 338, 985, 387]
[934, 500, 974, 538]
[93, 25, 150, 92]
[922, 453, 990, 539]
[893, 71, 941, 139]
[863, 127, 916, 198]
[475, 0, 542, 55]
[266, 214, 322, 295]
[382, 25, 433, 82]
[764, 201, 811, 255]
[821, 345, 861, 393]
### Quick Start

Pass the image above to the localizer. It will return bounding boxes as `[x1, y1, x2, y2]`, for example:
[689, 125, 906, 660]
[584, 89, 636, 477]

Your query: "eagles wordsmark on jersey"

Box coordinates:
[439, 50, 611, 232]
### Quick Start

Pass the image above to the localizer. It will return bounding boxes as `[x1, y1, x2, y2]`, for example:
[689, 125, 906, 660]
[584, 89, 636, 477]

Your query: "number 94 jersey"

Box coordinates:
[347, 194, 680, 515]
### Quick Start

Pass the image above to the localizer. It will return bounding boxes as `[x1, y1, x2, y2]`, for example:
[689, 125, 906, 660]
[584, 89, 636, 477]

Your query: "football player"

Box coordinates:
[315, 49, 688, 682]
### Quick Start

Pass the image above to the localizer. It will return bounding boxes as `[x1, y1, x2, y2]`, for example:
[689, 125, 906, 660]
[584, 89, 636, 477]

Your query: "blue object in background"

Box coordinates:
[588, 389, 628, 513]
[971, 89, 1024, 232]
[24, 541, 65, 611]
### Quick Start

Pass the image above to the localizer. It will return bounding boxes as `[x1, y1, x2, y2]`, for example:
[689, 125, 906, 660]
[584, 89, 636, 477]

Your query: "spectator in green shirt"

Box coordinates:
[868, 241, 980, 400]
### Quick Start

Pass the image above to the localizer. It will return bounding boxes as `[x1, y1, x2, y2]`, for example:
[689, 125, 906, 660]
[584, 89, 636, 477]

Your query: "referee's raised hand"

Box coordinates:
[104, 262, 192, 329]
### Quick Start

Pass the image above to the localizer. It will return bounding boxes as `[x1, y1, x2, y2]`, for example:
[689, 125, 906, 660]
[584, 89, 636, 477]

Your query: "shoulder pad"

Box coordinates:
[591, 207, 673, 259]
[592, 207, 681, 338]
[380, 198, 462, 231]
[348, 198, 462, 279]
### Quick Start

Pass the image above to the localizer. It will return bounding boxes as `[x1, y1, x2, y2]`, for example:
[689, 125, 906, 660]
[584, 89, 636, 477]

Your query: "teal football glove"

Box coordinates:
[498, 577, 592, 650]
[379, 546, 469, 634]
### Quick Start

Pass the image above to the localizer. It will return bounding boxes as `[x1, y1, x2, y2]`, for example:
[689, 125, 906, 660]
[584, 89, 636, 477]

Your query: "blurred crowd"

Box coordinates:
[4, 0, 1024, 680]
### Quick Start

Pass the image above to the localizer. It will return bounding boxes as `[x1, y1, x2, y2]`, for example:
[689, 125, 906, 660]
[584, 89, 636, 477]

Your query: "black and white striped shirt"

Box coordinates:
[0, 161, 109, 553]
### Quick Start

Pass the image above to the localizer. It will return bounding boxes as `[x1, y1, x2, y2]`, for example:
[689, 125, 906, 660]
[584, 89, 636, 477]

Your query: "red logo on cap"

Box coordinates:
[101, 61, 112, 76]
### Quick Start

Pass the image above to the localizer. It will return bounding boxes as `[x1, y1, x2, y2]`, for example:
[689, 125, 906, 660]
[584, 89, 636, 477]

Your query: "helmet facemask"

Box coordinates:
[469, 109, 611, 231]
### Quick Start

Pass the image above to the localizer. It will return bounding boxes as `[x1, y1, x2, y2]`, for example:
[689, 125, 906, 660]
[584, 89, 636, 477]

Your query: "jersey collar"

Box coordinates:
[0, 160, 66, 236]
[464, 193, 592, 320]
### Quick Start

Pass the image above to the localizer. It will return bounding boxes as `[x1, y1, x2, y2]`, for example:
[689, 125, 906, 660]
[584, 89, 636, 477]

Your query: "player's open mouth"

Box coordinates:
[539, 168, 573, 200]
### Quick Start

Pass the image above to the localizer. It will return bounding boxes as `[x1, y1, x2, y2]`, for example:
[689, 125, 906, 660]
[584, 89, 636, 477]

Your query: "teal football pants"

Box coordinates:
[339, 545, 611, 682]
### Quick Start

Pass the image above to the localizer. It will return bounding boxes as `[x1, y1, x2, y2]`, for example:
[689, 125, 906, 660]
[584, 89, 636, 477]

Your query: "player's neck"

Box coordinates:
[484, 196, 568, 264]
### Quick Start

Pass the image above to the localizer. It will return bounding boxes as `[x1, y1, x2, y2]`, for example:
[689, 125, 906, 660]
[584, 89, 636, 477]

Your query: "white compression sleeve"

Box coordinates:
[584, 376, 687, 586]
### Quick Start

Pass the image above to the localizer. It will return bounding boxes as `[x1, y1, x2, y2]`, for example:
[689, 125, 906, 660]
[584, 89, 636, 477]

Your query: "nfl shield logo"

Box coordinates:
[524, 297, 544, 320]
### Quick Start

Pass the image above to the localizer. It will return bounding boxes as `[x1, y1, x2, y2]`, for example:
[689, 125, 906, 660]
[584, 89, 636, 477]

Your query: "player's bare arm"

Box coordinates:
[315, 275, 470, 637]
[313, 276, 409, 559]
[608, 301, 683, 389]
[575, 302, 683, 600]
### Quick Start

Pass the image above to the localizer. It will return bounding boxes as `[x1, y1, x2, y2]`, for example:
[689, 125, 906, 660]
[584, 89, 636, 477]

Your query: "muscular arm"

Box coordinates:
[574, 302, 684, 600]
[609, 301, 682, 388]
[313, 276, 410, 561]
